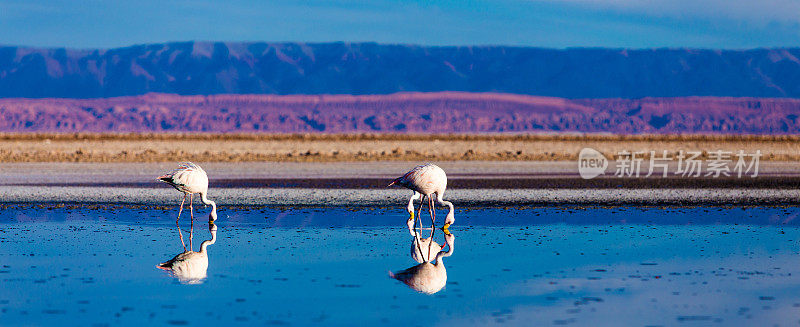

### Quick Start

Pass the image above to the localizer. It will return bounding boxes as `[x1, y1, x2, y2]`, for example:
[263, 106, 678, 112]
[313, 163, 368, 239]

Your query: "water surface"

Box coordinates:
[2, 206, 800, 326]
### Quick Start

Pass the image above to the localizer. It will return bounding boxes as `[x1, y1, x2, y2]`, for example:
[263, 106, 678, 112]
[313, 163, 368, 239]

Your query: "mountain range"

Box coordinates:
[2, 42, 799, 134]
[2, 92, 799, 133]
[1, 42, 799, 99]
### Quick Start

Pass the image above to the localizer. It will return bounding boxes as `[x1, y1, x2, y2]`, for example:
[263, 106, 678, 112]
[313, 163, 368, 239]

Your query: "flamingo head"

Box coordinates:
[442, 210, 455, 231]
[443, 230, 455, 247]
[387, 176, 403, 187]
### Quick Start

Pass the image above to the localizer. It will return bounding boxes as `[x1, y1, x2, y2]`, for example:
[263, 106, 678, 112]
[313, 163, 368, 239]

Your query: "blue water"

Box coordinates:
[2, 205, 800, 326]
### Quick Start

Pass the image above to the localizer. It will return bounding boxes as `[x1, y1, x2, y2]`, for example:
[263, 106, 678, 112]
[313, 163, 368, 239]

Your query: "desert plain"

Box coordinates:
[2, 133, 799, 162]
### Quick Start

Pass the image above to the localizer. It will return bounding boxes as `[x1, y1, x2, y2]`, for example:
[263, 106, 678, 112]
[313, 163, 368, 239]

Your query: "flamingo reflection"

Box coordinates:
[406, 215, 442, 264]
[158, 222, 217, 284]
[390, 230, 455, 294]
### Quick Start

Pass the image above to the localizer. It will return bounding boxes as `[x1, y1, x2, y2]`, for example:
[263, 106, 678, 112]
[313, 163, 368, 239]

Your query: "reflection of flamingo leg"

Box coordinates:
[416, 194, 425, 230]
[189, 193, 194, 251]
[411, 195, 425, 257]
[431, 193, 437, 228]
[415, 194, 426, 240]
[177, 194, 187, 251]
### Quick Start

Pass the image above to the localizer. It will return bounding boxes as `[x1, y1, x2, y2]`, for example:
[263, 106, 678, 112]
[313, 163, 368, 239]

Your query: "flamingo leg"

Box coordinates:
[177, 194, 187, 252]
[189, 193, 194, 251]
[416, 194, 425, 228]
[427, 195, 436, 260]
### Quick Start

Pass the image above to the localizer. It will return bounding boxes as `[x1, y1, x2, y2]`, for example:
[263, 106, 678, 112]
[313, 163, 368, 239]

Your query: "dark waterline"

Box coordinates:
[6, 175, 800, 189]
[1, 206, 800, 326]
[3, 205, 800, 226]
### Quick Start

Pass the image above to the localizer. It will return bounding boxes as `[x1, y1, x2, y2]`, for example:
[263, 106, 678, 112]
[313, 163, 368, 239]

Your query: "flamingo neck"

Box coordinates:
[200, 229, 217, 253]
[407, 219, 418, 237]
[407, 192, 420, 214]
[433, 248, 452, 266]
[200, 192, 217, 221]
[436, 195, 455, 225]
[406, 192, 421, 236]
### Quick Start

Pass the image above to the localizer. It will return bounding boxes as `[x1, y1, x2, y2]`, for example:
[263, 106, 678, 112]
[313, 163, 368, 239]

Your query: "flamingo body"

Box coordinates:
[158, 162, 209, 194]
[391, 163, 447, 196]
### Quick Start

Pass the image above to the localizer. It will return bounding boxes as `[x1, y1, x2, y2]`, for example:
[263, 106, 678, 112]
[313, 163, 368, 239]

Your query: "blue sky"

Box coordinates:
[1, 0, 798, 49]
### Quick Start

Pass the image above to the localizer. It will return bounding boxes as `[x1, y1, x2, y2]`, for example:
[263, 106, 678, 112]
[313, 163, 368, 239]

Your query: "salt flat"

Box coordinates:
[3, 186, 800, 206]
[1, 161, 799, 206]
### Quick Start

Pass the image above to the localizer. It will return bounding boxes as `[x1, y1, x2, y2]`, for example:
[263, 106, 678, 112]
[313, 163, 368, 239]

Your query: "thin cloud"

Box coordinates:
[537, 0, 800, 24]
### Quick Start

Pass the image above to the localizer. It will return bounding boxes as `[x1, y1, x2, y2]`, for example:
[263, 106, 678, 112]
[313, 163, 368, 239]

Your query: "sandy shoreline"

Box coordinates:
[3, 133, 800, 162]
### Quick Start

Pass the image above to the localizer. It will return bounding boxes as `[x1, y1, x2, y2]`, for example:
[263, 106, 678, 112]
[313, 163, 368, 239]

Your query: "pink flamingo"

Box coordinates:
[158, 162, 218, 250]
[389, 163, 455, 230]
[389, 163, 455, 259]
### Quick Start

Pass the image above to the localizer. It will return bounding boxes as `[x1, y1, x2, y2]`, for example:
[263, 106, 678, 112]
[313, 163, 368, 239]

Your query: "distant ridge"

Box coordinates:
[0, 42, 799, 98]
[2, 92, 799, 134]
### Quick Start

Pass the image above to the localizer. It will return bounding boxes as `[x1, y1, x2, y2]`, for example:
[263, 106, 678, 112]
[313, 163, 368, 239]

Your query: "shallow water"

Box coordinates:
[2, 205, 800, 326]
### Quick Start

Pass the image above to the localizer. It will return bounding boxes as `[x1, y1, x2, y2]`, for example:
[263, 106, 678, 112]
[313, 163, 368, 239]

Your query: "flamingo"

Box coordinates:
[158, 162, 217, 251]
[158, 222, 217, 284]
[388, 163, 455, 230]
[158, 162, 218, 222]
[390, 230, 455, 294]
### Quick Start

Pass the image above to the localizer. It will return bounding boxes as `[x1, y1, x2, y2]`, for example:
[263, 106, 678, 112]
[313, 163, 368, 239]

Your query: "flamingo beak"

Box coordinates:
[441, 223, 451, 234]
[388, 177, 404, 187]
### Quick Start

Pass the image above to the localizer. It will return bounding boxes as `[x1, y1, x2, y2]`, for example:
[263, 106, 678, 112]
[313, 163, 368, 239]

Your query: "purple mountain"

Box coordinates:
[0, 42, 799, 99]
[2, 93, 799, 133]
